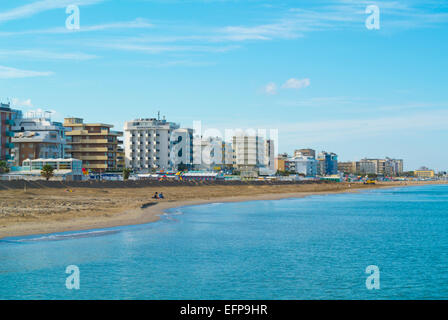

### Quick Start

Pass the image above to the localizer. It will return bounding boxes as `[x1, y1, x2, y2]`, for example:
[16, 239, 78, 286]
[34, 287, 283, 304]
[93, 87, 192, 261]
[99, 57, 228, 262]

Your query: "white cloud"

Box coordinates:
[264, 82, 277, 95]
[282, 78, 310, 89]
[0, 0, 105, 24]
[11, 98, 33, 108]
[0, 65, 53, 79]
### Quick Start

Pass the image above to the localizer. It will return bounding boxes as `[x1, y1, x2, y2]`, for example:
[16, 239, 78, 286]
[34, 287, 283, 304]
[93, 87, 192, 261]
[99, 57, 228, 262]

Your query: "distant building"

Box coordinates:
[356, 159, 377, 175]
[358, 158, 403, 176]
[193, 136, 232, 171]
[414, 168, 435, 178]
[294, 148, 316, 158]
[275, 153, 289, 172]
[317, 151, 338, 176]
[293, 155, 318, 177]
[232, 134, 274, 174]
[64, 118, 123, 172]
[170, 128, 194, 170]
[124, 117, 180, 172]
[0, 103, 16, 162]
[11, 113, 66, 167]
[264, 139, 276, 171]
[338, 161, 356, 174]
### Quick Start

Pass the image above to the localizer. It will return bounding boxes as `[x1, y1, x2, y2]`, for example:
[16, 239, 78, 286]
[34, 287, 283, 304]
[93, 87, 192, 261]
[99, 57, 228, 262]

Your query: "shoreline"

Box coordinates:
[1, 181, 446, 240]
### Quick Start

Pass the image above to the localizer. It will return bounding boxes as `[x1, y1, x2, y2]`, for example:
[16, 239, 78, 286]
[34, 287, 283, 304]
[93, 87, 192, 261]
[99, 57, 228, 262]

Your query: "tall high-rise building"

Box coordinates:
[64, 118, 123, 172]
[124, 117, 180, 172]
[11, 113, 66, 166]
[0, 103, 16, 162]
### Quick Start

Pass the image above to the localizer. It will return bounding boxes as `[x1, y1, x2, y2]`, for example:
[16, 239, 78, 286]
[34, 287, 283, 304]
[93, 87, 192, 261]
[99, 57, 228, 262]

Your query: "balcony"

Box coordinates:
[5, 131, 14, 137]
[70, 139, 108, 144]
[84, 163, 107, 169]
[4, 119, 15, 125]
[77, 155, 108, 161]
[5, 142, 14, 149]
[71, 147, 108, 152]
[66, 130, 111, 136]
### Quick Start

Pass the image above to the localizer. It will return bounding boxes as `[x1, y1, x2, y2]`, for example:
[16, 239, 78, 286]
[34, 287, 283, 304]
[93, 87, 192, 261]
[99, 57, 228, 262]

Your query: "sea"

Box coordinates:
[0, 184, 447, 299]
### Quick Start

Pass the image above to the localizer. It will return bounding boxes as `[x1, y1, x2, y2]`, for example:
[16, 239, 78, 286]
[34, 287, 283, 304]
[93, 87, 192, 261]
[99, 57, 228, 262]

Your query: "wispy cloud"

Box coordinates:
[93, 42, 239, 54]
[0, 49, 97, 60]
[0, 18, 153, 36]
[264, 82, 277, 95]
[11, 97, 33, 108]
[0, 0, 105, 24]
[0, 65, 53, 79]
[282, 78, 310, 90]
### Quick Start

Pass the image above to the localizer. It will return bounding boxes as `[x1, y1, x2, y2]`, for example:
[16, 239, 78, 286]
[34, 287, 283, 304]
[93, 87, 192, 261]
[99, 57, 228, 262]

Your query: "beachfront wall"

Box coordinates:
[5, 158, 84, 181]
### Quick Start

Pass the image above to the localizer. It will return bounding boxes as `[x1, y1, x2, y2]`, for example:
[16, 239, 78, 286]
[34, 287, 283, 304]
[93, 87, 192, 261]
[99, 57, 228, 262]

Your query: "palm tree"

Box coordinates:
[123, 168, 132, 180]
[41, 164, 54, 181]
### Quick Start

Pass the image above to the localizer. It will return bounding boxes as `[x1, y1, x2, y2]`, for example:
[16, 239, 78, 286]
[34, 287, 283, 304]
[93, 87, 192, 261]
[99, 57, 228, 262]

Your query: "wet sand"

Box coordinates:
[0, 181, 445, 239]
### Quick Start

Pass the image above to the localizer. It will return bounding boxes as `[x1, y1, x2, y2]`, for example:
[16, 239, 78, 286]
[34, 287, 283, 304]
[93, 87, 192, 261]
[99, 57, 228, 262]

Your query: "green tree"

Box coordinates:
[41, 164, 54, 181]
[0, 161, 9, 173]
[123, 168, 132, 180]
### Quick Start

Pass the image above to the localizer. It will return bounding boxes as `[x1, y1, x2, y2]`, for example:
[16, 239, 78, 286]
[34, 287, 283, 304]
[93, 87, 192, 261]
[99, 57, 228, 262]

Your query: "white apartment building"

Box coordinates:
[293, 155, 318, 177]
[170, 128, 194, 170]
[11, 114, 66, 167]
[125, 118, 194, 172]
[232, 134, 275, 170]
[193, 136, 233, 170]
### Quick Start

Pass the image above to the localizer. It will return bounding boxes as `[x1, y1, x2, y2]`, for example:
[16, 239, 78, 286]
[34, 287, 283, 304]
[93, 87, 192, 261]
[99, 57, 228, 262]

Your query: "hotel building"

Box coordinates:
[294, 148, 316, 158]
[64, 118, 123, 172]
[232, 134, 275, 175]
[317, 151, 338, 176]
[193, 136, 233, 171]
[0, 103, 16, 162]
[171, 128, 194, 170]
[293, 155, 318, 177]
[11, 113, 66, 167]
[124, 118, 180, 172]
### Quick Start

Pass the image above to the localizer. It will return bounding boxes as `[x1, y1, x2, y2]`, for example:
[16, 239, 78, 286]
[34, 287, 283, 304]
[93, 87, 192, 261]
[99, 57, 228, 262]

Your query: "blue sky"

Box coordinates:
[0, 0, 447, 171]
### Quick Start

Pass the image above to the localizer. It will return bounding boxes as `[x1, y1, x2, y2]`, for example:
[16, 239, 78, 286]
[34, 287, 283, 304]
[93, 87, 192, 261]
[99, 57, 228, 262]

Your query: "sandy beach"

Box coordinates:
[0, 180, 446, 239]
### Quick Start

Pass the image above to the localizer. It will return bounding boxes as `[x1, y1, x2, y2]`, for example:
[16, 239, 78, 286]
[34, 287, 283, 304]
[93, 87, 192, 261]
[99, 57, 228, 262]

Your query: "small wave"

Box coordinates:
[9, 230, 120, 243]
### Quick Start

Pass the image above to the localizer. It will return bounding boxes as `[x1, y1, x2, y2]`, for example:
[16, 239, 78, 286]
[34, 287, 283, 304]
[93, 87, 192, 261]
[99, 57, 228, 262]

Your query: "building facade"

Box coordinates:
[0, 103, 16, 162]
[293, 155, 318, 177]
[64, 118, 123, 172]
[317, 151, 338, 176]
[124, 118, 180, 172]
[170, 128, 194, 170]
[294, 148, 316, 158]
[357, 158, 404, 176]
[11, 114, 66, 167]
[338, 161, 356, 174]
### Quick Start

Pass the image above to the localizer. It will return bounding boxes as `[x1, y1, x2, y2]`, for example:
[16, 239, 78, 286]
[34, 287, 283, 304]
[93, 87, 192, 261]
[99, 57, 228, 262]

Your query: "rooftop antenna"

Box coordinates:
[157, 111, 160, 121]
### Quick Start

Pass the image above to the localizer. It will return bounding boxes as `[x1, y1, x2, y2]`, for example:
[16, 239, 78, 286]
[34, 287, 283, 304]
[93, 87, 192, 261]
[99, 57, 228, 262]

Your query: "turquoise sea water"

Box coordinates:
[0, 185, 447, 300]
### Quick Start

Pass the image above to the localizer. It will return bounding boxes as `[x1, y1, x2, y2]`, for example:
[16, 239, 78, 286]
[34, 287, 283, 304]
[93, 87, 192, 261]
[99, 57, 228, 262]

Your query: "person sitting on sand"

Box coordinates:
[159, 192, 164, 199]
[152, 192, 158, 199]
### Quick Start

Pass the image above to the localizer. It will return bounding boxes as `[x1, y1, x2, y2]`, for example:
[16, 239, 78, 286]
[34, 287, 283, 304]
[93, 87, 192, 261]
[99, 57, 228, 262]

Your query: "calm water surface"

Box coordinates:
[0, 185, 447, 299]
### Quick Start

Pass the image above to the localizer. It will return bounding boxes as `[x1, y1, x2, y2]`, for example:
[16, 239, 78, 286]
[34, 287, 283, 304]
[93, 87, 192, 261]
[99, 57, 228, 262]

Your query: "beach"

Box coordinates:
[0, 180, 445, 239]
